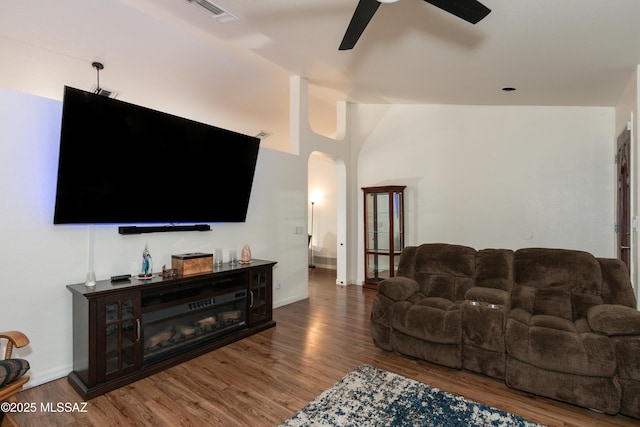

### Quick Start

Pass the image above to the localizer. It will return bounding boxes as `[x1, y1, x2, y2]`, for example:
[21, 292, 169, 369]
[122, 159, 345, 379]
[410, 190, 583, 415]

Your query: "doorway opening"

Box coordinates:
[308, 151, 347, 286]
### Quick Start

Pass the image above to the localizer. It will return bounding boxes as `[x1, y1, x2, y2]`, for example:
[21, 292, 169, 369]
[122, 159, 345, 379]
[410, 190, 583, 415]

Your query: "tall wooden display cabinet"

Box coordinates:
[362, 186, 406, 290]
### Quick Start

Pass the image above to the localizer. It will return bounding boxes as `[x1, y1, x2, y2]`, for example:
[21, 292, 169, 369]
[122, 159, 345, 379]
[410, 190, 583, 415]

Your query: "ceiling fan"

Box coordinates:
[339, 0, 491, 50]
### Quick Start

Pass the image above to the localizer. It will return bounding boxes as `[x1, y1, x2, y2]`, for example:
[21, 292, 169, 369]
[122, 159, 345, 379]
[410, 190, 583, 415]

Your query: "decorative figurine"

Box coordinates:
[140, 244, 153, 278]
[240, 244, 252, 264]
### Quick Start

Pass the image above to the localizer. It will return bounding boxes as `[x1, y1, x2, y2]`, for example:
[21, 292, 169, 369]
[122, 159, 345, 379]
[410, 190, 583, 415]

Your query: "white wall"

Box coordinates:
[0, 87, 309, 387]
[353, 104, 616, 284]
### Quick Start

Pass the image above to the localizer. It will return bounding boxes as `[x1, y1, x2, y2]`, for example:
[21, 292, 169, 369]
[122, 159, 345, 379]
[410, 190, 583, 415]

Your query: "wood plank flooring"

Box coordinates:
[4, 268, 638, 426]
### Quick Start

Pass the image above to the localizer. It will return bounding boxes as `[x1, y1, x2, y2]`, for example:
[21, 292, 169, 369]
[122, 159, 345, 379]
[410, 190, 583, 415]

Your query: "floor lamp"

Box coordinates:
[309, 201, 316, 269]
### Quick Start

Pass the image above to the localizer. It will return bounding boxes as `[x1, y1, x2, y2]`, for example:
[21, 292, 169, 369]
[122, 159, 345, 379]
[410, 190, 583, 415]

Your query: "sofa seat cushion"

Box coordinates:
[530, 314, 576, 332]
[416, 297, 456, 311]
[506, 309, 616, 377]
[587, 304, 640, 337]
[391, 299, 462, 344]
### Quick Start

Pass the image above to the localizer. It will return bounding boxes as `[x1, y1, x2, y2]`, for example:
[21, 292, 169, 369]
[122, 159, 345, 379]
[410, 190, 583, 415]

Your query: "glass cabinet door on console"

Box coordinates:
[363, 186, 406, 290]
[248, 267, 272, 326]
[96, 292, 141, 382]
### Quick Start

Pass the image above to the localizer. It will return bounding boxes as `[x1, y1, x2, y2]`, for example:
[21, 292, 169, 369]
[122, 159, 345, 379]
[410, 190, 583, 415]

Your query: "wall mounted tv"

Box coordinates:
[54, 86, 261, 226]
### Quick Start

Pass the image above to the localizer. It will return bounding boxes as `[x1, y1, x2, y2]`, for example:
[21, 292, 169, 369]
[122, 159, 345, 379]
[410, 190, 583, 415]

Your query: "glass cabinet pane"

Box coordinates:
[121, 347, 135, 369]
[393, 253, 400, 276]
[392, 190, 404, 250]
[249, 272, 268, 324]
[365, 194, 375, 251]
[122, 300, 134, 320]
[366, 192, 390, 252]
[106, 352, 119, 375]
[122, 320, 135, 347]
[106, 324, 118, 351]
[366, 254, 390, 282]
[100, 293, 140, 381]
[106, 302, 118, 324]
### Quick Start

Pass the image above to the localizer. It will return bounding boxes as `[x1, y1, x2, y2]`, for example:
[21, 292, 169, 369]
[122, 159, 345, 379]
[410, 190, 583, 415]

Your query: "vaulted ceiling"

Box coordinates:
[123, 0, 640, 106]
[2, 0, 640, 149]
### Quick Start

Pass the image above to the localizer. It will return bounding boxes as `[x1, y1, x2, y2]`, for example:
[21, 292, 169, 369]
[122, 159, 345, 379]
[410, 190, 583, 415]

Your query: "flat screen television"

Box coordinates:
[54, 86, 261, 225]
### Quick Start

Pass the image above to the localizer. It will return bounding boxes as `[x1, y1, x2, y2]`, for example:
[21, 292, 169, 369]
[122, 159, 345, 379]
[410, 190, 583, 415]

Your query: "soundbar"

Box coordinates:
[118, 224, 211, 235]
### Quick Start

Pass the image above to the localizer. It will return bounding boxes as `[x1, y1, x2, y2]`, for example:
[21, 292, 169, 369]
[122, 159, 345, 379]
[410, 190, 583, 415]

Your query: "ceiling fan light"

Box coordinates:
[377, 0, 400, 3]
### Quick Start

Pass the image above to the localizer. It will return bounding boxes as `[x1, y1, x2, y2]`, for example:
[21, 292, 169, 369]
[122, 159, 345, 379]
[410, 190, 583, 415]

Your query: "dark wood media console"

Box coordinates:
[67, 259, 276, 399]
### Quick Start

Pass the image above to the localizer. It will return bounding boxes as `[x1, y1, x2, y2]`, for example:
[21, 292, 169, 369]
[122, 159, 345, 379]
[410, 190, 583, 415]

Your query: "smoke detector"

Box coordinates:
[186, 0, 238, 23]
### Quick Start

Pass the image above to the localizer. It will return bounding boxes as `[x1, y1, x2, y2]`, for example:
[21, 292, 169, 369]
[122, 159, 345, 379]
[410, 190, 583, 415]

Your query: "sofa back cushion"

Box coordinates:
[533, 287, 573, 321]
[598, 258, 636, 307]
[513, 248, 604, 320]
[412, 243, 476, 301]
[475, 249, 514, 292]
[397, 246, 418, 279]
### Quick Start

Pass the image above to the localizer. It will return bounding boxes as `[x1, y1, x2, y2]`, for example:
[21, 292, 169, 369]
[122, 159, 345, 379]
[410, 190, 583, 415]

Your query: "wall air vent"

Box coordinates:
[186, 0, 238, 22]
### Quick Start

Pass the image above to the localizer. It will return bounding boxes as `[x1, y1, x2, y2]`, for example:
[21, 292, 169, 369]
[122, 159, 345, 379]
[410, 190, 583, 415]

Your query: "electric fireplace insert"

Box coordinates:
[140, 274, 248, 364]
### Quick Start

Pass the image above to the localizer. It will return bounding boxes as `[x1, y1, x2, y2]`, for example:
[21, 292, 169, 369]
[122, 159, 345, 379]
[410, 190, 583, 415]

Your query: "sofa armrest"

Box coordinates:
[587, 304, 640, 336]
[378, 277, 419, 301]
[465, 288, 510, 307]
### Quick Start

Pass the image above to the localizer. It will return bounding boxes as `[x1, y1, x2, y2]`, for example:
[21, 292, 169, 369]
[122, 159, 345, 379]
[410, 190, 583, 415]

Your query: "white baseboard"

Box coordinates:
[24, 365, 72, 391]
[273, 292, 309, 309]
[310, 256, 336, 270]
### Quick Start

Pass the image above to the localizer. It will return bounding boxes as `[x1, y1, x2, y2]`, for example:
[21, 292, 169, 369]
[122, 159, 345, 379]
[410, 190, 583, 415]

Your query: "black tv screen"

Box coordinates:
[54, 86, 260, 224]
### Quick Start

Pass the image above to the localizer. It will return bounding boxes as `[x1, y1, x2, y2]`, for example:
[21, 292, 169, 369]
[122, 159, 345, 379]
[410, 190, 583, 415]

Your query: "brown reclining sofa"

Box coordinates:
[371, 243, 640, 418]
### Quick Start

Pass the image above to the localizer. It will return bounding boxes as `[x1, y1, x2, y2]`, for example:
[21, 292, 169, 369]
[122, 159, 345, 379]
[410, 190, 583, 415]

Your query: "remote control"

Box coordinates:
[110, 274, 131, 282]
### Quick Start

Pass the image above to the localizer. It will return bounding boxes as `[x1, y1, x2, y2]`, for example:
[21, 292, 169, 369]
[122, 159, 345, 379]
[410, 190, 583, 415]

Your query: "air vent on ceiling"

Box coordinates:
[186, 0, 238, 22]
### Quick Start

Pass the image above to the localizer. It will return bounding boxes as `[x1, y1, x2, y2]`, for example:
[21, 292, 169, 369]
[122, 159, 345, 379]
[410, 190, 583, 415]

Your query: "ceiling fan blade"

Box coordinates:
[423, 0, 491, 24]
[339, 0, 381, 50]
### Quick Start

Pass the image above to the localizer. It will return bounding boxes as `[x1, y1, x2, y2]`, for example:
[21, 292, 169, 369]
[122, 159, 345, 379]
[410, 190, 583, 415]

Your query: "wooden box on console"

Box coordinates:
[171, 252, 213, 276]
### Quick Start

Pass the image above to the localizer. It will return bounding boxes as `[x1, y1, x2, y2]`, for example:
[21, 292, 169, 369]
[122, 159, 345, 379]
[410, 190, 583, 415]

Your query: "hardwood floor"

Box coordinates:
[5, 268, 638, 426]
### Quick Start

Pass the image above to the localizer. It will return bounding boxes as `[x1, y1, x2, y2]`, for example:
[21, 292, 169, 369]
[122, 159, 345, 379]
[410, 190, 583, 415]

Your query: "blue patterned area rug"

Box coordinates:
[280, 364, 545, 427]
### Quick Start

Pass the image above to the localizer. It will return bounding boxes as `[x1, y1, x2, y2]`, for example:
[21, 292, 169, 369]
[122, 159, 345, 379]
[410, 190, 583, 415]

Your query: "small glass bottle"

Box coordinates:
[85, 270, 97, 287]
